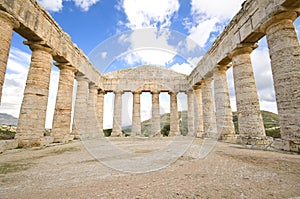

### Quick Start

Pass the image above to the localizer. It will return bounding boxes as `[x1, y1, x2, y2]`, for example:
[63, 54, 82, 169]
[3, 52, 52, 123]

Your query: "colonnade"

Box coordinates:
[0, 1, 299, 151]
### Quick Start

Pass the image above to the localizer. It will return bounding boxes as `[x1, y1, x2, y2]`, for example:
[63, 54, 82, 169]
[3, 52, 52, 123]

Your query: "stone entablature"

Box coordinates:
[102, 65, 189, 93]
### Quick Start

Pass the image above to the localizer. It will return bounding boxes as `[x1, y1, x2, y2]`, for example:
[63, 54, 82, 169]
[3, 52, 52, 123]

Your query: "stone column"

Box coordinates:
[202, 78, 217, 138]
[85, 84, 101, 138]
[231, 45, 265, 138]
[111, 90, 123, 137]
[16, 42, 53, 147]
[0, 11, 19, 103]
[151, 91, 161, 136]
[132, 91, 141, 136]
[213, 66, 235, 140]
[265, 12, 300, 148]
[169, 91, 179, 136]
[194, 85, 204, 138]
[97, 90, 105, 135]
[51, 63, 76, 143]
[187, 90, 194, 136]
[72, 75, 89, 139]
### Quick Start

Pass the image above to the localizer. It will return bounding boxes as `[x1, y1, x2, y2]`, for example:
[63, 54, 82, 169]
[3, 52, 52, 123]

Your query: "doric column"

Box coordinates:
[0, 11, 19, 103]
[213, 66, 235, 139]
[72, 75, 89, 138]
[265, 12, 300, 145]
[231, 45, 265, 138]
[194, 85, 204, 138]
[111, 90, 123, 137]
[85, 84, 101, 137]
[151, 91, 161, 136]
[169, 91, 179, 136]
[187, 90, 194, 136]
[97, 90, 105, 135]
[131, 91, 141, 136]
[51, 63, 76, 143]
[202, 78, 217, 138]
[16, 42, 53, 147]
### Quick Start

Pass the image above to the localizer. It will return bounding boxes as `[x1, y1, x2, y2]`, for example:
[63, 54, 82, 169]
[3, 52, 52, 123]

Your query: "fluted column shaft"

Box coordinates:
[97, 90, 105, 135]
[16, 42, 53, 147]
[265, 12, 300, 143]
[52, 63, 76, 143]
[132, 91, 141, 136]
[202, 78, 217, 138]
[231, 46, 265, 137]
[213, 67, 235, 139]
[194, 86, 204, 137]
[187, 90, 194, 136]
[0, 11, 19, 103]
[72, 76, 89, 138]
[111, 91, 123, 137]
[169, 92, 179, 136]
[86, 85, 101, 137]
[151, 91, 161, 136]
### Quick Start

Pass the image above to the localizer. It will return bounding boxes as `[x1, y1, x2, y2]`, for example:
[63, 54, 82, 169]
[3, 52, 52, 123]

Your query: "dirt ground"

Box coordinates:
[0, 137, 299, 199]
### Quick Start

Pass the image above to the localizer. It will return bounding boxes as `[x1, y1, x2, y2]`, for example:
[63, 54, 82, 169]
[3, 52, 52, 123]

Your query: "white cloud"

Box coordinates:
[37, 0, 100, 12]
[37, 0, 63, 12]
[191, 0, 244, 20]
[73, 0, 101, 11]
[170, 62, 194, 75]
[119, 0, 180, 29]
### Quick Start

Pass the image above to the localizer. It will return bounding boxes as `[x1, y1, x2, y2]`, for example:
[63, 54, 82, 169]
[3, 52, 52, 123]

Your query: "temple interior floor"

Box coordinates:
[0, 137, 299, 198]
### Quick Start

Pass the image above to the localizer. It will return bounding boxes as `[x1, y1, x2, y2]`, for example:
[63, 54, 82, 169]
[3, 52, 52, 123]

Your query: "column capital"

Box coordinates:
[168, 91, 178, 95]
[98, 90, 106, 95]
[23, 40, 52, 53]
[114, 90, 124, 95]
[0, 10, 19, 29]
[151, 90, 160, 95]
[230, 43, 258, 57]
[262, 11, 298, 33]
[89, 83, 99, 90]
[55, 62, 77, 73]
[132, 91, 142, 95]
[75, 75, 89, 82]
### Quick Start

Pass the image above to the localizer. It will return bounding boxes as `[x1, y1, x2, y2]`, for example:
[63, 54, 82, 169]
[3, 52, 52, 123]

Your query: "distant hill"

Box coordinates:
[117, 110, 281, 138]
[0, 113, 18, 126]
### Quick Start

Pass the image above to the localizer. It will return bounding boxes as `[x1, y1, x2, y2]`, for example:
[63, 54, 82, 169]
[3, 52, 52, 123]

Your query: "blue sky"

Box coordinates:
[1, 0, 300, 128]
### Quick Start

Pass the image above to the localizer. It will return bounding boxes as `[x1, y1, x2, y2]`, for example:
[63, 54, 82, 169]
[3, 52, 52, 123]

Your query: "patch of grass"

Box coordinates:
[0, 163, 32, 174]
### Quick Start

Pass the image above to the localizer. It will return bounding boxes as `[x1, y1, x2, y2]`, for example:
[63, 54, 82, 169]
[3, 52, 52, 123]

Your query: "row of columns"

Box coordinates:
[0, 10, 299, 150]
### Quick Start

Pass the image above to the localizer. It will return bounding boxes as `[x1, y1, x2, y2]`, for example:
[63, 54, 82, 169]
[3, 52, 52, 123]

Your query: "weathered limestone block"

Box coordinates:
[131, 91, 141, 136]
[52, 63, 76, 143]
[265, 12, 300, 146]
[213, 66, 235, 139]
[202, 78, 217, 139]
[0, 139, 18, 153]
[193, 85, 204, 138]
[111, 90, 123, 137]
[0, 10, 19, 103]
[72, 76, 89, 139]
[85, 84, 101, 139]
[169, 91, 179, 136]
[151, 91, 161, 136]
[187, 90, 195, 136]
[16, 42, 53, 147]
[96, 90, 105, 135]
[231, 45, 266, 138]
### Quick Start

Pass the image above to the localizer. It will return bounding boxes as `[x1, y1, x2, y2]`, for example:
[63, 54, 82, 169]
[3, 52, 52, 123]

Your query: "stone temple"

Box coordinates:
[0, 0, 299, 152]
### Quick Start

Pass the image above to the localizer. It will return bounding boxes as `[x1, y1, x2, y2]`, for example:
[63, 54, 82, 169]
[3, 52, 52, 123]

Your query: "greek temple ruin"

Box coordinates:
[0, 0, 299, 152]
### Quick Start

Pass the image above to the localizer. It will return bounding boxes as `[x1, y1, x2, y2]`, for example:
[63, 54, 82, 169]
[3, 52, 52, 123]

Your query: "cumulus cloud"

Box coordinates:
[37, 0, 100, 12]
[169, 62, 194, 75]
[119, 0, 180, 29]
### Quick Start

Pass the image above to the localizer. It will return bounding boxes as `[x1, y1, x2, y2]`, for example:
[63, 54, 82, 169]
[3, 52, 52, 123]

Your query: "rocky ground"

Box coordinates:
[0, 137, 299, 199]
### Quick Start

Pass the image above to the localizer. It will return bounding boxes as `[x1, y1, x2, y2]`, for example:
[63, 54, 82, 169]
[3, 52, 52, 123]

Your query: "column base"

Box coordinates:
[168, 131, 180, 136]
[111, 130, 123, 137]
[220, 134, 238, 143]
[52, 135, 70, 144]
[271, 139, 300, 153]
[17, 136, 54, 148]
[196, 131, 205, 138]
[238, 136, 273, 148]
